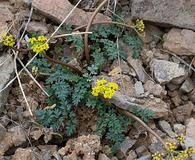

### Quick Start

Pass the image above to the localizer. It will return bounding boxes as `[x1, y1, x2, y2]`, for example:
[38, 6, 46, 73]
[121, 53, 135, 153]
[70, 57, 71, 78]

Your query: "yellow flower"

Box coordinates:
[108, 82, 118, 91]
[96, 79, 107, 86]
[179, 150, 189, 159]
[91, 87, 100, 96]
[91, 80, 118, 99]
[166, 142, 177, 152]
[172, 156, 179, 160]
[28, 35, 49, 53]
[135, 19, 145, 33]
[176, 134, 185, 143]
[1, 34, 15, 47]
[152, 152, 162, 160]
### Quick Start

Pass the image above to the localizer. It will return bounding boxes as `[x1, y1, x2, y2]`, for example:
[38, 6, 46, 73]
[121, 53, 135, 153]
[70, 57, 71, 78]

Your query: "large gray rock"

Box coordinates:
[0, 53, 15, 110]
[32, 0, 110, 26]
[163, 28, 195, 56]
[131, 0, 195, 31]
[150, 59, 186, 84]
[111, 92, 169, 119]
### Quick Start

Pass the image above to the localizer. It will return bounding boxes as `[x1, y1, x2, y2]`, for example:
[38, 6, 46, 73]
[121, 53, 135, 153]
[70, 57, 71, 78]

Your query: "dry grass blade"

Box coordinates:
[53, 31, 92, 38]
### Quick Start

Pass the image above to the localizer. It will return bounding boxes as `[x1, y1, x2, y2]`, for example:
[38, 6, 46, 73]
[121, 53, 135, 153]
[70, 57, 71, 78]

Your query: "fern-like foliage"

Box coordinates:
[122, 31, 143, 59]
[131, 106, 155, 122]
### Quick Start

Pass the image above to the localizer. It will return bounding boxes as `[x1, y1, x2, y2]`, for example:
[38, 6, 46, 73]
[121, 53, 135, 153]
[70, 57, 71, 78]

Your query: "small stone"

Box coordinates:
[9, 126, 26, 146]
[98, 154, 110, 160]
[166, 83, 180, 91]
[0, 115, 10, 127]
[180, 78, 194, 93]
[126, 150, 137, 160]
[137, 155, 151, 160]
[158, 120, 176, 138]
[27, 21, 48, 34]
[31, 130, 43, 140]
[135, 81, 144, 96]
[117, 137, 136, 159]
[0, 123, 6, 142]
[150, 59, 186, 84]
[144, 80, 167, 97]
[135, 145, 148, 157]
[189, 88, 195, 103]
[173, 102, 193, 123]
[12, 148, 34, 160]
[173, 124, 186, 135]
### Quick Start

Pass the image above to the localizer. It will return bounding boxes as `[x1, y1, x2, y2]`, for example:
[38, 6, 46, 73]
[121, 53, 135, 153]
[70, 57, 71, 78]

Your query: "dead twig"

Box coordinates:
[52, 31, 92, 38]
[42, 53, 82, 75]
[119, 109, 168, 150]
[160, 49, 195, 72]
[84, 0, 109, 64]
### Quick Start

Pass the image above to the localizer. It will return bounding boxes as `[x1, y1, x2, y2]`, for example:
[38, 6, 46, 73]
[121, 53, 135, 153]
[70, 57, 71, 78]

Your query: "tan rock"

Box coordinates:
[163, 28, 195, 56]
[12, 148, 34, 160]
[27, 21, 48, 34]
[32, 0, 110, 26]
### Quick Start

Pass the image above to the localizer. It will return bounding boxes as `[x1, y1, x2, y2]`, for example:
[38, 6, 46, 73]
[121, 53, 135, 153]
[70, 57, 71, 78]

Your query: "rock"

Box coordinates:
[144, 80, 167, 97]
[180, 78, 194, 93]
[186, 118, 195, 141]
[59, 135, 100, 160]
[173, 102, 193, 123]
[135, 145, 149, 157]
[37, 145, 57, 155]
[0, 4, 13, 22]
[0, 124, 6, 142]
[111, 92, 169, 119]
[27, 21, 48, 34]
[158, 120, 176, 138]
[126, 150, 137, 160]
[135, 81, 144, 96]
[137, 155, 151, 160]
[0, 115, 10, 127]
[131, 0, 195, 32]
[30, 130, 43, 140]
[0, 53, 15, 110]
[12, 148, 34, 160]
[127, 58, 150, 83]
[9, 126, 26, 146]
[117, 137, 136, 159]
[185, 118, 195, 150]
[144, 24, 163, 47]
[189, 88, 195, 103]
[98, 154, 110, 160]
[32, 0, 110, 26]
[163, 28, 195, 56]
[150, 59, 186, 84]
[166, 83, 180, 91]
[173, 124, 186, 135]
[148, 140, 165, 154]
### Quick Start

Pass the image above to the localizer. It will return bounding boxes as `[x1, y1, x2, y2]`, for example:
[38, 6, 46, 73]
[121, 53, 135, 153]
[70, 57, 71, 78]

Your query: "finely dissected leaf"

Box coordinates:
[122, 31, 143, 59]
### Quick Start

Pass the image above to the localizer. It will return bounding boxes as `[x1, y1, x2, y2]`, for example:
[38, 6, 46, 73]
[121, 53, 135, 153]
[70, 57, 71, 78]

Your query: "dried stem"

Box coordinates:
[119, 109, 168, 150]
[84, 0, 109, 64]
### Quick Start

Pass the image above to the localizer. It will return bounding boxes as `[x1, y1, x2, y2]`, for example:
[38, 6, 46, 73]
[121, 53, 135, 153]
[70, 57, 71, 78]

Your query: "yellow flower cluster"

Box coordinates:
[152, 152, 162, 160]
[176, 135, 185, 143]
[135, 19, 145, 33]
[167, 142, 177, 152]
[91, 79, 118, 99]
[0, 34, 15, 47]
[28, 35, 49, 53]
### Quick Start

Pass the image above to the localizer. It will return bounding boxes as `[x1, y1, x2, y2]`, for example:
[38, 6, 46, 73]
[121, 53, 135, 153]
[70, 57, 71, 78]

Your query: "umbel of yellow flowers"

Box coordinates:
[28, 35, 49, 53]
[1, 34, 15, 47]
[91, 79, 118, 99]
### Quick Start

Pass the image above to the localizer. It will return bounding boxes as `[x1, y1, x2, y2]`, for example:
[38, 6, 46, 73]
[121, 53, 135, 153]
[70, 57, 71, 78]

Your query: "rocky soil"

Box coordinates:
[0, 0, 195, 160]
